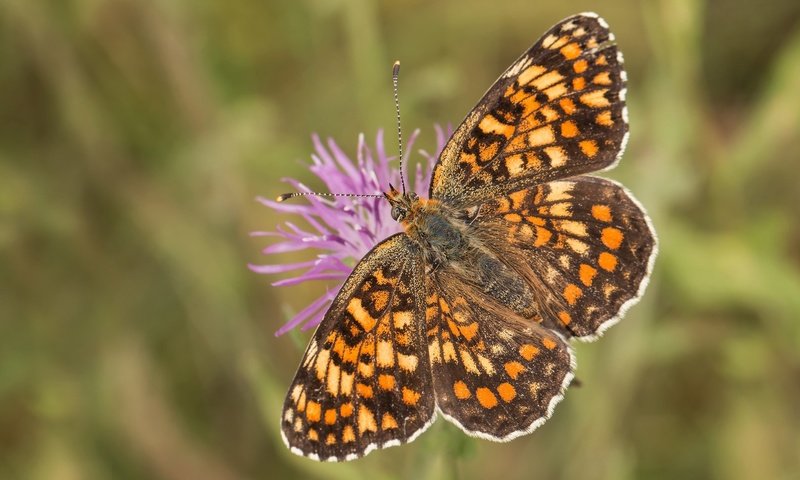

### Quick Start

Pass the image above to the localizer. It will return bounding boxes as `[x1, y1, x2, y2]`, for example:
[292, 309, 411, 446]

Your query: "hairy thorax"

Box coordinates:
[401, 198, 540, 320]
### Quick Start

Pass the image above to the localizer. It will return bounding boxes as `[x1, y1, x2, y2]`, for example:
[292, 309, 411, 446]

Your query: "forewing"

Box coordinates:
[431, 13, 628, 207]
[477, 176, 657, 339]
[281, 234, 434, 461]
[425, 275, 574, 440]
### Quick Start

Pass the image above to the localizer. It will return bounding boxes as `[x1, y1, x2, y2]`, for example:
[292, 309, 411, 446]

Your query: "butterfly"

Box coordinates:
[279, 12, 657, 461]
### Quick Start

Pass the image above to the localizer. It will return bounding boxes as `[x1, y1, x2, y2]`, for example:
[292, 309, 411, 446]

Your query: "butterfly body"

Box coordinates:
[280, 12, 657, 462]
[391, 189, 542, 322]
[389, 191, 467, 266]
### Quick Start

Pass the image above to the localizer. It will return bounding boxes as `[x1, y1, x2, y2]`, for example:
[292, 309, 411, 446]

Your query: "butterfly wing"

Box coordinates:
[424, 274, 574, 440]
[475, 176, 657, 339]
[281, 233, 434, 461]
[430, 13, 628, 208]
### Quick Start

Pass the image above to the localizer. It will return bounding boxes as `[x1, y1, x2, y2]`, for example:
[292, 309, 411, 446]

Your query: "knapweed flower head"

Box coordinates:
[250, 126, 448, 336]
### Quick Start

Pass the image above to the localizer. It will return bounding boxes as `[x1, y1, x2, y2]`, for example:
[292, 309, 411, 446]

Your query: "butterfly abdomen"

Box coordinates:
[407, 200, 542, 321]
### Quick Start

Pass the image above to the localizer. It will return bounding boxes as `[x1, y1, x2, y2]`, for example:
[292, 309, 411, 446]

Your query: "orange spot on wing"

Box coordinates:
[356, 383, 374, 399]
[580, 89, 611, 108]
[357, 360, 373, 378]
[559, 98, 577, 114]
[548, 35, 570, 50]
[592, 204, 612, 222]
[459, 152, 479, 172]
[459, 348, 480, 374]
[378, 269, 398, 285]
[544, 82, 568, 100]
[342, 425, 355, 443]
[382, 413, 399, 430]
[560, 120, 579, 138]
[504, 213, 522, 223]
[306, 401, 321, 422]
[308, 428, 319, 441]
[525, 215, 546, 226]
[508, 190, 527, 208]
[558, 311, 572, 325]
[596, 110, 614, 127]
[402, 387, 421, 406]
[563, 284, 583, 305]
[442, 341, 457, 362]
[534, 226, 552, 247]
[601, 227, 624, 249]
[358, 405, 377, 434]
[531, 70, 564, 90]
[376, 340, 395, 367]
[542, 338, 558, 350]
[497, 382, 517, 402]
[505, 154, 524, 176]
[326, 363, 341, 395]
[599, 252, 618, 271]
[560, 42, 582, 59]
[573, 59, 588, 73]
[342, 343, 359, 364]
[527, 126, 556, 147]
[476, 387, 498, 409]
[520, 344, 540, 361]
[454, 380, 471, 399]
[518, 64, 547, 86]
[504, 361, 525, 379]
[393, 311, 413, 329]
[479, 114, 514, 138]
[378, 374, 395, 390]
[593, 72, 612, 85]
[459, 322, 478, 341]
[395, 331, 411, 346]
[520, 96, 541, 116]
[573, 77, 586, 90]
[504, 135, 529, 153]
[370, 290, 389, 311]
[347, 298, 376, 332]
[579, 140, 599, 158]
[439, 298, 451, 313]
[326, 433, 336, 445]
[579, 264, 598, 286]
[340, 402, 354, 417]
[398, 353, 418, 372]
[324, 409, 337, 425]
[479, 141, 500, 162]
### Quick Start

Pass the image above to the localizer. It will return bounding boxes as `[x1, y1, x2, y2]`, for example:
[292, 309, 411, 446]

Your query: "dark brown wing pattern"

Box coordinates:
[280, 234, 434, 461]
[431, 13, 629, 208]
[424, 274, 574, 440]
[475, 176, 657, 339]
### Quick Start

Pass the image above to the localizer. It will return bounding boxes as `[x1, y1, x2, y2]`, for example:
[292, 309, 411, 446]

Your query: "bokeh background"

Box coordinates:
[2, 0, 799, 478]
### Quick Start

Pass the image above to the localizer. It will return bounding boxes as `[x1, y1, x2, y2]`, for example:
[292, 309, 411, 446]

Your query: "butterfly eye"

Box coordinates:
[391, 206, 406, 221]
[409, 192, 419, 201]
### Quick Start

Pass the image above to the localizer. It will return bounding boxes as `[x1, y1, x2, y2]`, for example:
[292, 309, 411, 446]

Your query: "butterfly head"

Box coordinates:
[384, 184, 419, 223]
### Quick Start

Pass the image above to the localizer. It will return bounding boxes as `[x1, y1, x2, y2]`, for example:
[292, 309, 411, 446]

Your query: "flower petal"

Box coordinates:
[253, 126, 449, 335]
[274, 289, 337, 336]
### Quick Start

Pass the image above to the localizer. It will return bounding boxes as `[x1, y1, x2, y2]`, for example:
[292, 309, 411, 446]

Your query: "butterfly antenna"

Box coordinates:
[276, 191, 383, 202]
[392, 60, 406, 195]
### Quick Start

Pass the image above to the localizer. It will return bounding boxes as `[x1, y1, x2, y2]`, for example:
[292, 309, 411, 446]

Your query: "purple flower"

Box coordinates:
[250, 126, 448, 336]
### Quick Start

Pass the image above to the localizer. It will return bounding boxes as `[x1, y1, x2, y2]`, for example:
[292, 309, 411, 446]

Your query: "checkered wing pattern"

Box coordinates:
[430, 13, 629, 208]
[476, 176, 657, 339]
[280, 234, 434, 461]
[424, 275, 574, 439]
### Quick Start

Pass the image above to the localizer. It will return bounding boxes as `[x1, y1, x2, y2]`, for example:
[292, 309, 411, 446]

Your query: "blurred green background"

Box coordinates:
[2, 0, 799, 478]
